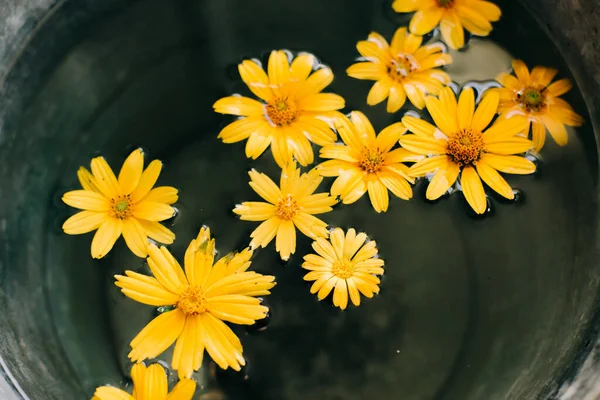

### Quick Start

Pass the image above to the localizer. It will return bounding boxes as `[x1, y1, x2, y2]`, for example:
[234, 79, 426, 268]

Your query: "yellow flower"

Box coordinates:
[92, 363, 196, 400]
[318, 111, 422, 213]
[392, 0, 501, 50]
[496, 60, 584, 152]
[214, 50, 345, 168]
[347, 28, 452, 112]
[302, 228, 384, 310]
[399, 86, 536, 214]
[115, 227, 275, 378]
[62, 149, 177, 259]
[233, 160, 337, 261]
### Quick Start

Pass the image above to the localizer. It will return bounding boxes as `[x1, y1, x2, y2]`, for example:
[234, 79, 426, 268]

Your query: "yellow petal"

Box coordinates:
[93, 386, 134, 400]
[460, 166, 487, 214]
[392, 0, 420, 12]
[343, 229, 368, 260]
[439, 86, 458, 116]
[531, 66, 558, 87]
[145, 365, 169, 400]
[130, 363, 146, 399]
[147, 243, 188, 294]
[476, 161, 514, 199]
[208, 296, 269, 325]
[184, 237, 215, 288]
[248, 169, 282, 204]
[289, 53, 315, 81]
[402, 115, 436, 137]
[293, 212, 329, 240]
[275, 219, 296, 260]
[425, 94, 459, 135]
[77, 167, 100, 193]
[383, 163, 414, 182]
[133, 202, 175, 222]
[399, 134, 447, 155]
[357, 40, 389, 62]
[115, 271, 179, 306]
[352, 240, 378, 263]
[121, 218, 149, 258]
[390, 27, 408, 53]
[346, 278, 362, 307]
[331, 168, 364, 199]
[403, 83, 426, 109]
[471, 90, 499, 131]
[468, 0, 501, 21]
[367, 32, 390, 50]
[496, 73, 522, 90]
[213, 96, 264, 117]
[479, 153, 536, 175]
[333, 115, 367, 151]
[350, 111, 376, 143]
[512, 60, 531, 84]
[287, 126, 315, 166]
[294, 167, 323, 198]
[62, 190, 109, 211]
[62, 211, 107, 235]
[270, 129, 291, 168]
[238, 59, 272, 101]
[485, 137, 533, 155]
[385, 148, 425, 163]
[440, 11, 465, 50]
[297, 193, 337, 214]
[138, 220, 175, 244]
[426, 162, 460, 200]
[317, 276, 337, 300]
[199, 313, 245, 371]
[295, 116, 337, 146]
[408, 155, 450, 177]
[91, 156, 121, 199]
[387, 85, 407, 113]
[172, 315, 198, 379]
[333, 279, 349, 310]
[233, 202, 276, 221]
[343, 179, 369, 204]
[117, 149, 144, 196]
[367, 79, 392, 106]
[143, 187, 179, 205]
[131, 160, 162, 203]
[377, 122, 406, 152]
[217, 117, 269, 144]
[457, 87, 475, 130]
[410, 7, 444, 35]
[377, 170, 412, 200]
[546, 78, 572, 97]
[316, 159, 354, 177]
[320, 144, 360, 163]
[550, 98, 584, 127]
[129, 309, 186, 362]
[91, 218, 122, 259]
[404, 33, 424, 54]
[167, 379, 196, 400]
[329, 228, 345, 259]
[531, 120, 546, 152]
[347, 62, 384, 80]
[542, 115, 568, 146]
[483, 115, 528, 140]
[313, 237, 337, 263]
[298, 93, 345, 112]
[249, 217, 280, 249]
[367, 178, 389, 213]
[418, 53, 453, 70]
[296, 67, 335, 99]
[267, 50, 290, 88]
[456, 5, 493, 36]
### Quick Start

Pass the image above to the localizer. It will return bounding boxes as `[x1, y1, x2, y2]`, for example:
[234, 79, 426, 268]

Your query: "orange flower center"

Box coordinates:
[387, 55, 418, 82]
[359, 148, 385, 173]
[517, 87, 546, 112]
[447, 129, 484, 166]
[110, 195, 134, 219]
[276, 195, 299, 220]
[266, 97, 297, 126]
[177, 286, 208, 315]
[436, 0, 455, 8]
[332, 259, 355, 279]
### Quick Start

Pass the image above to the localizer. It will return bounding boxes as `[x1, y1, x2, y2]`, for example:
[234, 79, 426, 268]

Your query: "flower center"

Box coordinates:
[177, 286, 208, 315]
[447, 129, 484, 166]
[436, 0, 455, 8]
[359, 148, 385, 173]
[517, 87, 546, 112]
[110, 195, 134, 219]
[332, 259, 355, 280]
[387, 55, 417, 82]
[276, 195, 299, 220]
[266, 97, 298, 126]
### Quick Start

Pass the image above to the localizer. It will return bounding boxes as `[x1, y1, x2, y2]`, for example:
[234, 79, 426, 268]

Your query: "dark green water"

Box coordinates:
[22, 0, 596, 399]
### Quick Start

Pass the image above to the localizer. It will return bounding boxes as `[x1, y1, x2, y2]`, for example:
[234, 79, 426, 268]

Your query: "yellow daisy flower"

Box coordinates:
[399, 86, 536, 214]
[302, 228, 384, 310]
[92, 363, 196, 400]
[392, 0, 502, 50]
[318, 111, 422, 213]
[115, 227, 275, 378]
[233, 160, 338, 261]
[496, 60, 584, 152]
[347, 28, 452, 112]
[214, 50, 345, 168]
[62, 149, 178, 259]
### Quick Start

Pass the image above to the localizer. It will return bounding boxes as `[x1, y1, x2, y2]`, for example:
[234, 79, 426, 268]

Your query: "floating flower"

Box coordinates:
[214, 50, 345, 168]
[302, 228, 384, 310]
[234, 160, 337, 261]
[347, 28, 452, 112]
[399, 87, 536, 214]
[92, 363, 196, 400]
[62, 149, 177, 259]
[392, 0, 502, 50]
[318, 111, 422, 213]
[115, 227, 275, 378]
[495, 60, 584, 151]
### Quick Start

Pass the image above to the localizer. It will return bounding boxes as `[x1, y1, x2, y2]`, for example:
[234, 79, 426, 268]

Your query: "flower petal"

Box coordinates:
[131, 160, 162, 203]
[288, 126, 315, 166]
[346, 278, 362, 307]
[410, 7, 444, 35]
[479, 153, 535, 175]
[403, 83, 426, 109]
[350, 111, 376, 144]
[425, 94, 459, 135]
[343, 229, 368, 260]
[290, 53, 315, 81]
[91, 156, 121, 199]
[456, 5, 493, 36]
[546, 78, 572, 97]
[147, 243, 188, 294]
[512, 60, 530, 83]
[298, 93, 345, 112]
[129, 309, 186, 362]
[91, 218, 122, 259]
[404, 33, 424, 54]
[387, 85, 407, 113]
[293, 212, 329, 239]
[440, 11, 465, 50]
[385, 148, 425, 163]
[399, 134, 447, 155]
[275, 219, 296, 260]
[217, 117, 270, 144]
[531, 120, 546, 152]
[62, 190, 110, 211]
[295, 116, 337, 146]
[296, 67, 335, 98]
[77, 167, 101, 193]
[172, 314, 199, 379]
[167, 378, 196, 400]
[138, 220, 175, 244]
[268, 50, 290, 88]
[457, 87, 475, 130]
[377, 122, 406, 152]
[392, 0, 420, 12]
[485, 137, 533, 154]
[378, 170, 412, 200]
[122, 218, 149, 258]
[233, 202, 276, 221]
[426, 162, 460, 200]
[542, 115, 569, 146]
[213, 96, 264, 117]
[249, 217, 280, 249]
[115, 271, 179, 307]
[366, 78, 392, 107]
[133, 202, 175, 222]
[62, 211, 107, 235]
[483, 115, 528, 140]
[143, 187, 179, 205]
[297, 193, 337, 214]
[531, 66, 558, 87]
[317, 276, 337, 300]
[313, 237, 337, 263]
[471, 90, 500, 131]
[469, 0, 501, 21]
[367, 177, 389, 213]
[199, 313, 245, 371]
[408, 155, 450, 177]
[476, 161, 514, 199]
[333, 279, 349, 310]
[118, 149, 144, 195]
[460, 166, 487, 214]
[93, 387, 134, 400]
[402, 115, 437, 137]
[238, 59, 272, 101]
[248, 169, 282, 204]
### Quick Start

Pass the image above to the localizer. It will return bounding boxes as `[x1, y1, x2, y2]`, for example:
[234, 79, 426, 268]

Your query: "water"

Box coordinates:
[30, 0, 597, 399]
